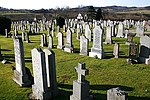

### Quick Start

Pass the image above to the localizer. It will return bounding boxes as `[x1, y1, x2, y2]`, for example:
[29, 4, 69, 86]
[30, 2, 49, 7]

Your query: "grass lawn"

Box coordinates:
[0, 29, 150, 100]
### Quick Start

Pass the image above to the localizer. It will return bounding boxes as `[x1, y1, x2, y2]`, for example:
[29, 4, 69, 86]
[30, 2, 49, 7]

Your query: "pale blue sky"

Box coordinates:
[1, 0, 150, 9]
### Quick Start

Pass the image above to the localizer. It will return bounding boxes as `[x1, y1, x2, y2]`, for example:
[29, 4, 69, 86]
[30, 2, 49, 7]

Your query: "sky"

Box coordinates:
[0, 0, 150, 9]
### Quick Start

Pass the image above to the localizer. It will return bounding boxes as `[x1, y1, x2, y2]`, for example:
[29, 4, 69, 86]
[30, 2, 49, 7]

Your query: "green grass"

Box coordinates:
[0, 29, 150, 100]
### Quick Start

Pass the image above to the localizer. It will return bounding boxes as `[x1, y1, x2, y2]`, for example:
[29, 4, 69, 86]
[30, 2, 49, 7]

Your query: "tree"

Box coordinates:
[0, 17, 11, 35]
[56, 16, 65, 28]
[95, 8, 103, 20]
[87, 6, 96, 21]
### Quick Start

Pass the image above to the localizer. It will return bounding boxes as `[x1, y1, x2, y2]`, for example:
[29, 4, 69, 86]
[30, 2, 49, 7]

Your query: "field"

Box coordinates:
[0, 28, 150, 100]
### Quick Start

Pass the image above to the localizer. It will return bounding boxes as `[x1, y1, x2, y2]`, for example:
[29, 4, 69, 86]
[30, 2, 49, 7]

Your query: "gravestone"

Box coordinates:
[64, 29, 74, 53]
[85, 24, 92, 41]
[76, 24, 82, 40]
[48, 34, 53, 49]
[127, 43, 139, 64]
[14, 29, 18, 36]
[47, 27, 50, 36]
[107, 87, 128, 100]
[43, 48, 58, 97]
[40, 35, 44, 47]
[105, 26, 112, 44]
[52, 29, 54, 37]
[89, 26, 104, 59]
[25, 32, 30, 43]
[113, 43, 119, 58]
[5, 29, 8, 38]
[116, 22, 124, 38]
[80, 36, 89, 56]
[22, 31, 25, 41]
[43, 34, 48, 46]
[57, 26, 60, 33]
[63, 25, 66, 32]
[126, 33, 133, 45]
[136, 26, 144, 37]
[31, 48, 51, 99]
[124, 29, 129, 38]
[138, 36, 150, 64]
[13, 37, 31, 86]
[70, 62, 92, 100]
[145, 55, 150, 65]
[56, 32, 64, 49]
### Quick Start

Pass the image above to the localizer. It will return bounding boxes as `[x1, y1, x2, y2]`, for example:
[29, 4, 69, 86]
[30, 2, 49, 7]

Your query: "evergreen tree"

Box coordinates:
[95, 8, 103, 20]
[0, 17, 11, 35]
[87, 6, 96, 21]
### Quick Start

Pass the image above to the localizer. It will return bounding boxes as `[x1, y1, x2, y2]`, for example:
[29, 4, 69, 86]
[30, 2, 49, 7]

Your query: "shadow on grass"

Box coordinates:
[74, 48, 80, 53]
[58, 83, 133, 91]
[25, 56, 32, 63]
[29, 33, 43, 36]
[26, 40, 39, 43]
[104, 51, 114, 59]
[3, 54, 15, 62]
[1, 49, 12, 51]
[57, 83, 150, 100]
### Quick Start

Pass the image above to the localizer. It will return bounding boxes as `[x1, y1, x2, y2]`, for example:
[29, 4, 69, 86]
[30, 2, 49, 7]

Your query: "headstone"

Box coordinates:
[47, 27, 50, 36]
[56, 32, 64, 49]
[31, 48, 51, 99]
[70, 62, 92, 100]
[124, 29, 129, 38]
[52, 29, 54, 37]
[126, 33, 133, 45]
[43, 34, 48, 46]
[76, 24, 82, 40]
[127, 43, 139, 64]
[63, 25, 66, 32]
[113, 43, 119, 58]
[14, 29, 18, 36]
[48, 34, 53, 49]
[85, 24, 92, 41]
[89, 26, 104, 59]
[105, 26, 112, 44]
[5, 29, 8, 38]
[107, 87, 128, 100]
[57, 26, 60, 33]
[43, 48, 58, 96]
[145, 56, 150, 65]
[80, 36, 89, 55]
[64, 29, 74, 53]
[136, 26, 144, 37]
[13, 37, 31, 86]
[22, 31, 25, 41]
[116, 22, 124, 38]
[25, 32, 30, 43]
[40, 35, 44, 47]
[138, 36, 150, 64]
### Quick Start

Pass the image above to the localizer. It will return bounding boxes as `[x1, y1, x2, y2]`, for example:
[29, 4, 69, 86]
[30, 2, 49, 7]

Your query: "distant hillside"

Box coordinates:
[0, 6, 150, 21]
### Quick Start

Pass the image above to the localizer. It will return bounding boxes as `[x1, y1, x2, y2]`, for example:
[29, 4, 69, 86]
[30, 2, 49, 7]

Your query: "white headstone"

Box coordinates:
[13, 37, 31, 86]
[105, 26, 112, 44]
[116, 22, 124, 38]
[31, 48, 51, 99]
[80, 36, 89, 55]
[64, 28, 74, 53]
[56, 32, 64, 49]
[89, 26, 104, 59]
[43, 49, 58, 96]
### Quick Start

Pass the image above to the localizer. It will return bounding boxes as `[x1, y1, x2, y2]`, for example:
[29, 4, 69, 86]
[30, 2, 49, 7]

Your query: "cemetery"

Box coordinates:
[0, 5, 150, 100]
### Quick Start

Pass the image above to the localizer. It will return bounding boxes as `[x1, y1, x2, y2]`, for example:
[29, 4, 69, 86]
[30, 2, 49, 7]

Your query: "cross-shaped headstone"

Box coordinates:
[75, 62, 88, 83]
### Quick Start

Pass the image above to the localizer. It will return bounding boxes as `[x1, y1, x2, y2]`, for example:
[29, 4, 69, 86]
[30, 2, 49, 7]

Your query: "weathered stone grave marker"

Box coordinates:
[70, 62, 92, 100]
